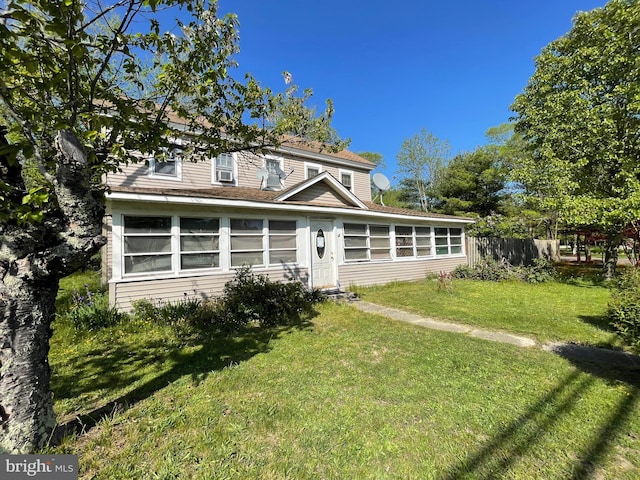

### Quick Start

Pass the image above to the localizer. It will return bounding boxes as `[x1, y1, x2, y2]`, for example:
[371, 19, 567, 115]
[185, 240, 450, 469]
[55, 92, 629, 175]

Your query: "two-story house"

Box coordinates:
[103, 139, 473, 310]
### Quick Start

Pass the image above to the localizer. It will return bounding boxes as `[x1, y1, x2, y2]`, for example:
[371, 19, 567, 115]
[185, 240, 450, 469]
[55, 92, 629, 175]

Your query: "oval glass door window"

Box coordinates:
[316, 229, 326, 258]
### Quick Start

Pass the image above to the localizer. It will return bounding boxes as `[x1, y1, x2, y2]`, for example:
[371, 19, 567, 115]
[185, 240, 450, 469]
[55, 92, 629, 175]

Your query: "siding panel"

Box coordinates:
[339, 257, 467, 288]
[289, 183, 350, 206]
[113, 267, 309, 311]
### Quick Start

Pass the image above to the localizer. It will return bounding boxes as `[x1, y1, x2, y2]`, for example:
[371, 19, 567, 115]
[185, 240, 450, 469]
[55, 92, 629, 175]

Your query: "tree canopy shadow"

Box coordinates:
[439, 357, 639, 479]
[51, 315, 316, 445]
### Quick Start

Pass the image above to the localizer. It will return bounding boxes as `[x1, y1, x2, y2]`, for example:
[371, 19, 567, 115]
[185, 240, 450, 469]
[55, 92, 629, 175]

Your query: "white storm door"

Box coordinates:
[310, 220, 336, 289]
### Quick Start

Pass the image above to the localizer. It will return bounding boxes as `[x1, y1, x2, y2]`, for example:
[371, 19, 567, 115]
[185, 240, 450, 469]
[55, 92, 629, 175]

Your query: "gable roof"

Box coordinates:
[275, 171, 368, 209]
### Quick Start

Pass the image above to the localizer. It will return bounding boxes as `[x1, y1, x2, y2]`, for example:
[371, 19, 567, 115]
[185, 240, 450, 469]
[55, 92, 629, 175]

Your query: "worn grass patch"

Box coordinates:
[50, 287, 640, 479]
[355, 276, 619, 348]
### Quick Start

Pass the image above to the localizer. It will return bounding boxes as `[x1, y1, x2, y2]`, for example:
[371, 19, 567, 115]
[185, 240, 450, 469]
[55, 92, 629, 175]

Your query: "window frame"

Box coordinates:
[179, 217, 221, 271]
[304, 162, 323, 180]
[122, 215, 174, 275]
[264, 155, 286, 190]
[148, 147, 183, 181]
[434, 227, 464, 256]
[212, 152, 237, 185]
[343, 223, 391, 263]
[230, 218, 266, 268]
[338, 168, 354, 191]
[268, 219, 298, 265]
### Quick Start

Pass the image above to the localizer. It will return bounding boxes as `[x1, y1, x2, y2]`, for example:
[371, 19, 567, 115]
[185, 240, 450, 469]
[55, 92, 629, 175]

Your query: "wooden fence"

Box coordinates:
[466, 237, 559, 266]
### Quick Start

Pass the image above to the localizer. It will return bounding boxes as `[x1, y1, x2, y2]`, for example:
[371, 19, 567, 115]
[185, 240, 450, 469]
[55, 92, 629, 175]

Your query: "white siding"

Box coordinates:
[111, 266, 310, 311]
[338, 257, 466, 289]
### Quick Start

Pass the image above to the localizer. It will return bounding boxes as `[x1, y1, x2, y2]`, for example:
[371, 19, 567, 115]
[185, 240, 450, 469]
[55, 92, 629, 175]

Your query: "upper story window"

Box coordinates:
[305, 162, 322, 179]
[339, 169, 354, 191]
[264, 156, 285, 190]
[213, 152, 236, 184]
[148, 148, 182, 181]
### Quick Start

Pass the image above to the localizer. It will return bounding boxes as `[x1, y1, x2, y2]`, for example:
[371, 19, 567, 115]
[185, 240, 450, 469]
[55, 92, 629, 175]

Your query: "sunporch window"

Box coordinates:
[123, 216, 172, 274]
[435, 227, 463, 255]
[395, 226, 414, 257]
[343, 224, 391, 261]
[268, 220, 297, 264]
[230, 218, 265, 267]
[180, 217, 220, 270]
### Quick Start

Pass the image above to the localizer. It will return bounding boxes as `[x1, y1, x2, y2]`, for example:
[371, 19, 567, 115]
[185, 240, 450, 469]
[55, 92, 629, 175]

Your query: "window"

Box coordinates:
[339, 170, 353, 191]
[416, 227, 432, 257]
[214, 153, 235, 183]
[395, 226, 434, 258]
[343, 224, 391, 261]
[149, 148, 182, 180]
[269, 220, 297, 264]
[123, 216, 172, 274]
[395, 226, 414, 257]
[369, 225, 391, 260]
[180, 217, 220, 270]
[435, 227, 463, 255]
[265, 157, 285, 190]
[344, 224, 368, 261]
[305, 162, 322, 179]
[230, 218, 264, 267]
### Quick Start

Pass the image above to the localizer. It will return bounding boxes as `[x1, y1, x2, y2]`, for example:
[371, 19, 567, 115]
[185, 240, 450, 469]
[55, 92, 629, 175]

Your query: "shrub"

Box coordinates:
[515, 258, 557, 284]
[452, 257, 556, 284]
[131, 297, 222, 330]
[219, 266, 323, 327]
[67, 285, 128, 330]
[608, 268, 640, 352]
[452, 258, 513, 282]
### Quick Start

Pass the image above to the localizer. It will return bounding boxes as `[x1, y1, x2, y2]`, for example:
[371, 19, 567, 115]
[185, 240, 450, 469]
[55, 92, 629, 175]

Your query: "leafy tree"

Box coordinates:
[0, 0, 344, 453]
[356, 151, 384, 167]
[396, 128, 450, 211]
[431, 147, 508, 217]
[511, 0, 640, 278]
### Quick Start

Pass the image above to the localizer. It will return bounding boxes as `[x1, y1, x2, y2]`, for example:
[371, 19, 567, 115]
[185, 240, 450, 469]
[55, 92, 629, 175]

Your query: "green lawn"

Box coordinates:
[49, 271, 640, 479]
[354, 276, 619, 348]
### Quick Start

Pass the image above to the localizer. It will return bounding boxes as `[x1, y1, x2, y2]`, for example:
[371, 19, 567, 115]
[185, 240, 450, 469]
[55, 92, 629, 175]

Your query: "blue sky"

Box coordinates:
[215, 1, 607, 181]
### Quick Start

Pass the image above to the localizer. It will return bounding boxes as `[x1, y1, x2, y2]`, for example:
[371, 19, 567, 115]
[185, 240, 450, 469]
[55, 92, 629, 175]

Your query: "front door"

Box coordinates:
[310, 220, 336, 289]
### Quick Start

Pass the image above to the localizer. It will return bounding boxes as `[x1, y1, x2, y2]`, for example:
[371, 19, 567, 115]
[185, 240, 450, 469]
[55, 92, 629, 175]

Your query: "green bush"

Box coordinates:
[453, 259, 513, 282]
[452, 258, 556, 284]
[608, 268, 640, 352]
[131, 297, 222, 330]
[219, 266, 323, 327]
[67, 285, 128, 330]
[515, 258, 557, 284]
[129, 267, 322, 331]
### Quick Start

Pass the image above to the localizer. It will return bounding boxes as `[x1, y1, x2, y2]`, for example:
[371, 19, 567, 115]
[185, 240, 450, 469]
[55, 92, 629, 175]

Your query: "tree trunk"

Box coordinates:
[0, 130, 105, 453]
[603, 232, 622, 280]
[0, 274, 58, 453]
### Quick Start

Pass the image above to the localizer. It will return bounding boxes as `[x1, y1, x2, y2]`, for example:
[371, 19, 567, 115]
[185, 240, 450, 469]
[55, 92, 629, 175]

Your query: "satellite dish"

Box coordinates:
[372, 173, 391, 206]
[255, 168, 269, 187]
[373, 173, 391, 191]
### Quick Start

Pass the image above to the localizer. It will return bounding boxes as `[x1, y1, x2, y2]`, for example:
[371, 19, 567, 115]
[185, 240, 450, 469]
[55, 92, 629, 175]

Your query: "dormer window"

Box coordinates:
[213, 152, 236, 185]
[149, 148, 182, 181]
[339, 169, 353, 191]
